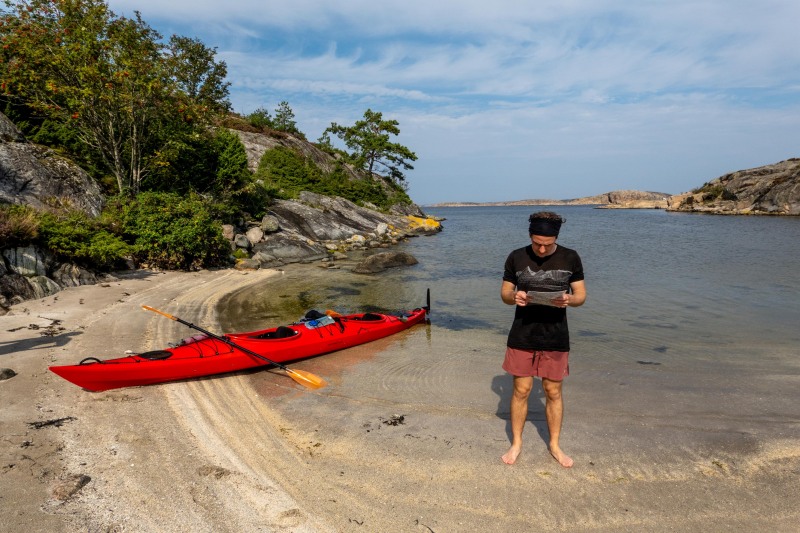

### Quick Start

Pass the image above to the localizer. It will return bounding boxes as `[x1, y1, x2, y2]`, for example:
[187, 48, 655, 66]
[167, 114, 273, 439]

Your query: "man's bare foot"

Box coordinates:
[502, 444, 522, 465]
[549, 446, 574, 468]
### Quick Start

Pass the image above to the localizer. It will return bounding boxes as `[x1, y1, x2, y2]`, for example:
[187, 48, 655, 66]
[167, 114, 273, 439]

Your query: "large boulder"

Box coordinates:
[667, 158, 800, 215]
[220, 192, 443, 268]
[51, 263, 99, 287]
[270, 193, 392, 241]
[251, 232, 327, 266]
[269, 192, 441, 242]
[2, 246, 49, 276]
[352, 251, 419, 274]
[0, 112, 104, 217]
[0, 271, 37, 309]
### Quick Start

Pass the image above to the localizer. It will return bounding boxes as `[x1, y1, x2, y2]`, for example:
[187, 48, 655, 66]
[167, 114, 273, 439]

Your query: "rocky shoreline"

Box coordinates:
[0, 193, 441, 313]
[430, 158, 800, 215]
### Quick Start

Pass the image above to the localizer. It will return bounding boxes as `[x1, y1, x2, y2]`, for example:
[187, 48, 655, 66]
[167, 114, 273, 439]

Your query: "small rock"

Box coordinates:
[234, 234, 251, 249]
[221, 224, 236, 240]
[51, 474, 91, 501]
[245, 227, 264, 245]
[0, 368, 17, 380]
[260, 214, 281, 233]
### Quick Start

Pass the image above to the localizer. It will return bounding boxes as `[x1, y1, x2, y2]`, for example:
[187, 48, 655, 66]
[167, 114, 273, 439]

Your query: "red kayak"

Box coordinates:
[49, 305, 428, 392]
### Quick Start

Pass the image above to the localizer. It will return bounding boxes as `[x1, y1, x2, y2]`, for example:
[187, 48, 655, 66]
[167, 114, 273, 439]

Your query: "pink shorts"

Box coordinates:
[502, 347, 569, 381]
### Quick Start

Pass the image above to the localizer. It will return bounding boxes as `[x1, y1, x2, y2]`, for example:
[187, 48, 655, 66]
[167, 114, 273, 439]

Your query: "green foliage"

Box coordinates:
[165, 35, 231, 115]
[211, 129, 273, 218]
[37, 210, 130, 270]
[245, 102, 304, 139]
[0, 0, 230, 194]
[143, 131, 218, 194]
[0, 204, 40, 247]
[273, 101, 302, 137]
[232, 248, 249, 260]
[215, 129, 251, 194]
[246, 107, 274, 130]
[694, 183, 737, 203]
[138, 128, 273, 219]
[105, 192, 231, 270]
[325, 109, 417, 184]
[255, 147, 412, 210]
[227, 179, 274, 220]
[255, 146, 323, 198]
[0, 4, 425, 273]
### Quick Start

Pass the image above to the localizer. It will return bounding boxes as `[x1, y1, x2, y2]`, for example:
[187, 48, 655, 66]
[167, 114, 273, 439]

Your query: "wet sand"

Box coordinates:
[1, 266, 798, 532]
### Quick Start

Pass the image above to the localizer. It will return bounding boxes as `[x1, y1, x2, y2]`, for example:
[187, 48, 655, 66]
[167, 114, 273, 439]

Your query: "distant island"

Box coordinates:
[429, 158, 800, 216]
[429, 190, 671, 209]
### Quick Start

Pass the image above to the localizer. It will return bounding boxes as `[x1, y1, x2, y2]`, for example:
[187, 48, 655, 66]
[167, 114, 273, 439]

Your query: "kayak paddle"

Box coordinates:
[141, 305, 327, 390]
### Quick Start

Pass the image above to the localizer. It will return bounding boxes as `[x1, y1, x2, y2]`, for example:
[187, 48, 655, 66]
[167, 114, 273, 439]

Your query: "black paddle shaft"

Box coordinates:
[173, 317, 291, 371]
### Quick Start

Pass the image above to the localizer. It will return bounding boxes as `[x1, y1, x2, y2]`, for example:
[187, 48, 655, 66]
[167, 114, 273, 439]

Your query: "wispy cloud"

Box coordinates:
[107, 0, 800, 202]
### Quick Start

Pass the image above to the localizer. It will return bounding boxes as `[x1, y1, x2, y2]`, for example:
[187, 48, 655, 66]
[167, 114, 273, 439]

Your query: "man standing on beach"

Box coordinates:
[500, 211, 586, 467]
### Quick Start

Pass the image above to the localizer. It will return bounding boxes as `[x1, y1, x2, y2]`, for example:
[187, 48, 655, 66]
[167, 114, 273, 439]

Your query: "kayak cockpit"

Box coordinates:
[252, 326, 299, 340]
[347, 313, 385, 321]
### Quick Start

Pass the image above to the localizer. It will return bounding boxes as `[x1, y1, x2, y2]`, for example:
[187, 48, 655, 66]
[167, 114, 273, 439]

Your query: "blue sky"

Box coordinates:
[107, 0, 800, 205]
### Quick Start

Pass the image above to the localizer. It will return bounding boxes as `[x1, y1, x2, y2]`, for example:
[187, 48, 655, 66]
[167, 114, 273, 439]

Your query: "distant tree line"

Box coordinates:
[0, 0, 418, 270]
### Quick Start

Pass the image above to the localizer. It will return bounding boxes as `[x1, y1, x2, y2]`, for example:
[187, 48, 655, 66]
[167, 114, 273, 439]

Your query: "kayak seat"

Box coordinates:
[350, 313, 384, 321]
[255, 326, 298, 339]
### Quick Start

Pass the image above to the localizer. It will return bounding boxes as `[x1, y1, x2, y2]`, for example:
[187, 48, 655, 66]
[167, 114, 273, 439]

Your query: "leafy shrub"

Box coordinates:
[246, 107, 274, 130]
[214, 129, 252, 194]
[106, 192, 231, 270]
[0, 204, 40, 247]
[37, 210, 130, 270]
[143, 132, 219, 194]
[255, 147, 413, 210]
[227, 179, 275, 220]
[255, 145, 322, 198]
[695, 183, 737, 203]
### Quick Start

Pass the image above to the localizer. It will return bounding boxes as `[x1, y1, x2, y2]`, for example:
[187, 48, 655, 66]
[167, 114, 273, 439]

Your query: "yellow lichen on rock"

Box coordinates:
[405, 215, 441, 229]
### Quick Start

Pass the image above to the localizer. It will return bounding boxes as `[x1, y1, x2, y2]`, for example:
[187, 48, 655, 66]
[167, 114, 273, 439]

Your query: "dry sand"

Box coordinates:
[1, 267, 799, 532]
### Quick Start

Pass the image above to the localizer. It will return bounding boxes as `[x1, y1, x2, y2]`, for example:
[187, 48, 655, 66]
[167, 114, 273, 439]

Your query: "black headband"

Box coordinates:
[528, 218, 562, 237]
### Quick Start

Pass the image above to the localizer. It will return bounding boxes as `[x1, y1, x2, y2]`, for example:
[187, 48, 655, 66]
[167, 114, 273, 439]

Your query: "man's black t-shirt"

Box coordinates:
[503, 244, 584, 352]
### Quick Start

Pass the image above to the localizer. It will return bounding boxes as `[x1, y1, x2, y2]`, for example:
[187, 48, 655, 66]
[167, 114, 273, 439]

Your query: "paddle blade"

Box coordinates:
[325, 309, 342, 318]
[142, 305, 178, 321]
[286, 368, 327, 389]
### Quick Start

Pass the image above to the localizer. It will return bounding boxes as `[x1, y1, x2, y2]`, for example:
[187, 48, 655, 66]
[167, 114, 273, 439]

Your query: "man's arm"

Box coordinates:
[569, 280, 586, 307]
[501, 280, 527, 306]
[555, 280, 586, 307]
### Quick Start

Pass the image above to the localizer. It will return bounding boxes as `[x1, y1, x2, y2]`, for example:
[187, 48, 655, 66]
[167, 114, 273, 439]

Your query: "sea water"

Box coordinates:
[219, 206, 800, 441]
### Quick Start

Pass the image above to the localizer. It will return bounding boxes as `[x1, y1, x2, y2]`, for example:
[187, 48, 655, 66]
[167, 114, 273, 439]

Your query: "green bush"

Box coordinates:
[255, 145, 322, 198]
[246, 107, 274, 130]
[107, 192, 231, 270]
[215, 129, 251, 195]
[0, 204, 40, 247]
[227, 179, 275, 220]
[38, 210, 130, 270]
[142, 133, 219, 194]
[255, 146, 413, 210]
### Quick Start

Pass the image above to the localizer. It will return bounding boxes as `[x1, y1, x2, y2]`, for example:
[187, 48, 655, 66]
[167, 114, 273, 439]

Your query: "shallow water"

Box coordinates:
[218, 206, 800, 433]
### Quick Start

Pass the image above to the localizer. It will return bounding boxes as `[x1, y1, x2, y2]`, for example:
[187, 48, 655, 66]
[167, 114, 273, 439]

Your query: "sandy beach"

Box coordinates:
[2, 266, 799, 532]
